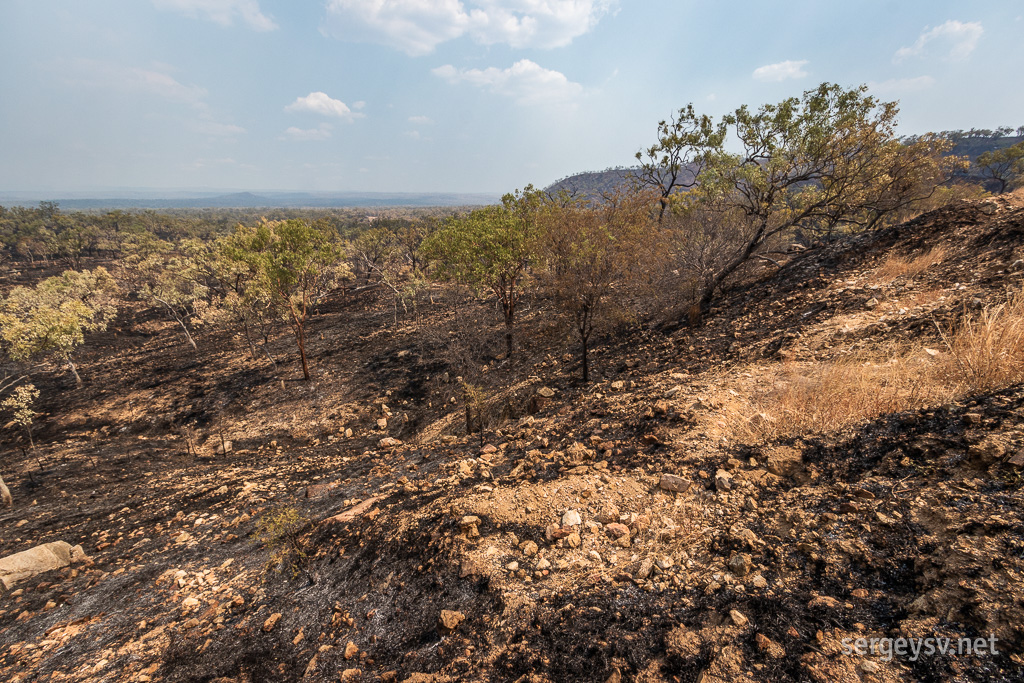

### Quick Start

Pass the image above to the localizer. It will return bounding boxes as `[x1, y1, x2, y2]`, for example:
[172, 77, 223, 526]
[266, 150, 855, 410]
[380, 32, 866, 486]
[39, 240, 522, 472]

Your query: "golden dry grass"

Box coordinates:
[730, 290, 1024, 441]
[872, 245, 947, 283]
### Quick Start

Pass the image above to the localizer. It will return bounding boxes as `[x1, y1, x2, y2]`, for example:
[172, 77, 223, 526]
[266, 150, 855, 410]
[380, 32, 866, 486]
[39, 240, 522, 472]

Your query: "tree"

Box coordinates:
[0, 268, 119, 384]
[2, 383, 39, 448]
[120, 239, 215, 350]
[653, 83, 960, 319]
[977, 141, 1024, 193]
[634, 105, 726, 223]
[423, 187, 543, 358]
[538, 189, 661, 382]
[220, 219, 343, 381]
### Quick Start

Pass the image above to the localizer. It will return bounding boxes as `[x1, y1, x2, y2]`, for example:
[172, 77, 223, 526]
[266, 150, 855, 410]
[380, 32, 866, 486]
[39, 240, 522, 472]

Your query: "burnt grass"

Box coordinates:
[3, 196, 1024, 681]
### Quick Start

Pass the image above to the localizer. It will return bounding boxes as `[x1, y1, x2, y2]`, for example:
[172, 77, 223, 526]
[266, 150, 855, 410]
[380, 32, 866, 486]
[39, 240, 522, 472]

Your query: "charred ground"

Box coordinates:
[2, 193, 1024, 682]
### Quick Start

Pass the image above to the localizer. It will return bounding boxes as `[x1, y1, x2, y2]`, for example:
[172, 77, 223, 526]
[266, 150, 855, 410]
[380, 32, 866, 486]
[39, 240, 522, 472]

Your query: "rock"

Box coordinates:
[306, 482, 337, 498]
[808, 595, 842, 610]
[565, 532, 582, 548]
[344, 641, 359, 659]
[755, 633, 786, 659]
[519, 541, 539, 557]
[341, 669, 362, 682]
[344, 427, 353, 438]
[727, 553, 753, 577]
[378, 437, 403, 448]
[537, 387, 556, 398]
[594, 504, 620, 524]
[605, 523, 630, 540]
[480, 444, 497, 454]
[851, 588, 869, 599]
[561, 510, 582, 527]
[214, 440, 233, 455]
[636, 557, 655, 580]
[0, 541, 89, 590]
[751, 574, 768, 589]
[765, 446, 802, 476]
[714, 469, 733, 491]
[0, 475, 10, 507]
[658, 473, 692, 493]
[865, 297, 879, 309]
[610, 381, 624, 390]
[859, 661, 880, 674]
[729, 609, 749, 627]
[263, 613, 282, 632]
[438, 610, 465, 632]
[376, 418, 388, 430]
[536, 558, 551, 570]
[605, 668, 621, 683]
[665, 626, 702, 659]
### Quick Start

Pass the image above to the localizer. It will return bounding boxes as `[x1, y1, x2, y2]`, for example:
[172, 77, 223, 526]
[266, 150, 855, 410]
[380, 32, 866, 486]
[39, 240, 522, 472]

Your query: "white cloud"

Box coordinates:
[433, 59, 582, 105]
[408, 115, 433, 124]
[285, 92, 363, 121]
[752, 60, 809, 82]
[153, 0, 277, 31]
[321, 0, 615, 55]
[283, 124, 334, 141]
[894, 20, 983, 63]
[66, 59, 208, 106]
[868, 75, 936, 95]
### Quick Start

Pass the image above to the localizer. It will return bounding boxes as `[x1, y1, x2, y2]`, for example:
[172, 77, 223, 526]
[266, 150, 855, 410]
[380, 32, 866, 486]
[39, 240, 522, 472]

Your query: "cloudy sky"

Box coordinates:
[1, 1, 1021, 194]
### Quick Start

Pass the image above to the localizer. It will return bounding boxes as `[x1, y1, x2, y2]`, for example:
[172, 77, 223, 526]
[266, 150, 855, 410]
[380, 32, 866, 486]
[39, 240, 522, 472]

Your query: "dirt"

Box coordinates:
[2, 193, 1024, 682]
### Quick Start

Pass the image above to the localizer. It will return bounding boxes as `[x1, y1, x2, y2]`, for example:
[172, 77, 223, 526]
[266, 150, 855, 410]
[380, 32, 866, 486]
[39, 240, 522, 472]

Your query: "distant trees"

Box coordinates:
[423, 187, 543, 358]
[977, 141, 1024, 193]
[220, 219, 344, 381]
[0, 268, 119, 384]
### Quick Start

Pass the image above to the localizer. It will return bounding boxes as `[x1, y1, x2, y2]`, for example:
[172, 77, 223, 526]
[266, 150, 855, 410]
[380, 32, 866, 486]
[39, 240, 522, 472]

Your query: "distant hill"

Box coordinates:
[549, 129, 1024, 200]
[0, 190, 501, 210]
[545, 167, 638, 198]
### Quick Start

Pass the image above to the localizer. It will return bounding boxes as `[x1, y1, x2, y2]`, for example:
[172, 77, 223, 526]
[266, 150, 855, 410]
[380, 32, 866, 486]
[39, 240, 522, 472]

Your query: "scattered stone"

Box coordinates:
[859, 660, 880, 674]
[537, 387, 556, 398]
[263, 613, 282, 632]
[727, 553, 753, 577]
[214, 440, 233, 455]
[714, 470, 733, 491]
[341, 668, 362, 682]
[376, 418, 388, 430]
[808, 595, 842, 610]
[561, 510, 582, 527]
[729, 609, 749, 627]
[0, 475, 11, 508]
[755, 633, 786, 659]
[344, 641, 359, 659]
[378, 437, 402, 448]
[605, 523, 630, 540]
[751, 574, 768, 589]
[605, 668, 621, 683]
[658, 473, 692, 493]
[519, 541, 539, 557]
[565, 533, 582, 548]
[594, 504, 620, 524]
[438, 610, 465, 632]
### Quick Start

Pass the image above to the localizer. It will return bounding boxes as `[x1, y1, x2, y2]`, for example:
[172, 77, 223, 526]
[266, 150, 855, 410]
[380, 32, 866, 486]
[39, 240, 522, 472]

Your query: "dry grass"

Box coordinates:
[731, 290, 1024, 441]
[938, 292, 1024, 394]
[872, 245, 946, 283]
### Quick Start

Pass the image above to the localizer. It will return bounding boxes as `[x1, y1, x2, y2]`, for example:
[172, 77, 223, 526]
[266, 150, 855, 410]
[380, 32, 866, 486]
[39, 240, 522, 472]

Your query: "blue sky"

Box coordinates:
[1, 1, 1022, 194]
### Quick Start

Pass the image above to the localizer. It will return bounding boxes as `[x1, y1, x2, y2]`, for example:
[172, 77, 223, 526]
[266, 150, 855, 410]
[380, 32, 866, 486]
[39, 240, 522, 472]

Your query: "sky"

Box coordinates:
[1, 1, 1022, 195]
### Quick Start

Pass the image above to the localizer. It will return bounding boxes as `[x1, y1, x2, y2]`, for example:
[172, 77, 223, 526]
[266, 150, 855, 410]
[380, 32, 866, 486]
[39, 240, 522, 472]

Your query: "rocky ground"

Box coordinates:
[2, 192, 1024, 682]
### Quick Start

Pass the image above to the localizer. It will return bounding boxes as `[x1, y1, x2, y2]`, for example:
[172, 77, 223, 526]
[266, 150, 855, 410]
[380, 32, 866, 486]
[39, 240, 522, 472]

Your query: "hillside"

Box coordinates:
[2, 192, 1024, 682]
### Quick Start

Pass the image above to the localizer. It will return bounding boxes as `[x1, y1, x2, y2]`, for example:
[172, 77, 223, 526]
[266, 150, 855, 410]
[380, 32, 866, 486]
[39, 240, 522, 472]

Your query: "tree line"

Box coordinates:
[1, 82, 1020, 445]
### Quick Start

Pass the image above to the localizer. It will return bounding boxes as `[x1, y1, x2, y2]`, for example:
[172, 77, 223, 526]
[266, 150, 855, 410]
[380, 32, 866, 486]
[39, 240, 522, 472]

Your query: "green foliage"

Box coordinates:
[645, 82, 961, 318]
[423, 186, 544, 356]
[977, 141, 1024, 193]
[0, 268, 119, 383]
[254, 507, 309, 580]
[538, 190, 660, 382]
[121, 239, 216, 350]
[220, 219, 345, 379]
[2, 382, 39, 447]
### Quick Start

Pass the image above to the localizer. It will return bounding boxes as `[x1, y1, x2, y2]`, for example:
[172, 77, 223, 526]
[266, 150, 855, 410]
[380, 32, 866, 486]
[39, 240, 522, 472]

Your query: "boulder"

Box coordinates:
[0, 541, 88, 590]
[658, 473, 692, 493]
